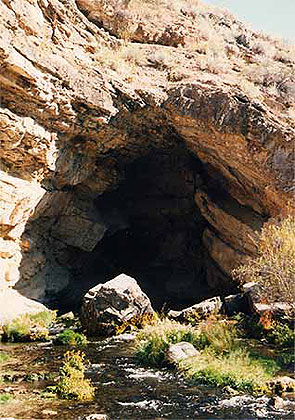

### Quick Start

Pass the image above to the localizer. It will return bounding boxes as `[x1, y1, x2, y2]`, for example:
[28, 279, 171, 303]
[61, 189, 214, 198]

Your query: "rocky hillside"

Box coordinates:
[0, 0, 294, 309]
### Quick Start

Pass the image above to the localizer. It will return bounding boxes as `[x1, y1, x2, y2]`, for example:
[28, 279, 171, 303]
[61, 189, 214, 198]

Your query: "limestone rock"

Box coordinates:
[242, 281, 262, 304]
[166, 342, 200, 364]
[254, 303, 293, 318]
[268, 377, 295, 395]
[0, 172, 45, 288]
[242, 282, 292, 317]
[80, 274, 154, 336]
[169, 296, 222, 322]
[0, 0, 294, 307]
[270, 396, 295, 410]
[0, 289, 49, 325]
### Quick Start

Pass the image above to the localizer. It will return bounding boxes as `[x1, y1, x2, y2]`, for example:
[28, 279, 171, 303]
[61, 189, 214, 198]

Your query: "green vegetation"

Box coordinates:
[0, 352, 10, 364]
[135, 319, 200, 366]
[234, 313, 295, 348]
[277, 350, 295, 370]
[196, 317, 238, 354]
[266, 322, 295, 347]
[135, 317, 238, 366]
[58, 312, 76, 328]
[2, 310, 56, 342]
[0, 393, 12, 404]
[56, 351, 95, 401]
[180, 348, 277, 393]
[54, 329, 87, 346]
[135, 317, 280, 393]
[233, 216, 295, 312]
[115, 312, 159, 335]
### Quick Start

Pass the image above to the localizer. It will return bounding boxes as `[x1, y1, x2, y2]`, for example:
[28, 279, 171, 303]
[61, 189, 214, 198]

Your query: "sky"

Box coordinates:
[203, 0, 295, 42]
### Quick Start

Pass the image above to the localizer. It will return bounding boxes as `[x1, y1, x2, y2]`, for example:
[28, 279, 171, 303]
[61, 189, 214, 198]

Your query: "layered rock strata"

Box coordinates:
[0, 0, 294, 309]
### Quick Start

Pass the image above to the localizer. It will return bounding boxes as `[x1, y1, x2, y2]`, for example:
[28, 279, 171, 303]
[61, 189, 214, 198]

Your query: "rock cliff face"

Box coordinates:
[0, 0, 294, 309]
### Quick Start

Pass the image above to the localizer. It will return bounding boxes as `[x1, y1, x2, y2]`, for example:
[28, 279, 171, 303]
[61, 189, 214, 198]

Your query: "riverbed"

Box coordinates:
[0, 335, 294, 419]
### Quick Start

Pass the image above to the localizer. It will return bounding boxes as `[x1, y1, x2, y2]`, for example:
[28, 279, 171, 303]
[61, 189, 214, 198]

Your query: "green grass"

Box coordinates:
[0, 352, 10, 364]
[54, 329, 87, 346]
[2, 310, 56, 342]
[135, 317, 238, 366]
[135, 319, 200, 366]
[180, 348, 277, 393]
[196, 317, 238, 354]
[135, 317, 280, 393]
[0, 393, 12, 404]
[29, 311, 57, 327]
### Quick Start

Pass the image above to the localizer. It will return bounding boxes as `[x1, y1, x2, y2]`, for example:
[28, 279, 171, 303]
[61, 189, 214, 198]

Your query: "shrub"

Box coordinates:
[2, 310, 56, 342]
[54, 329, 87, 346]
[233, 216, 295, 312]
[267, 322, 295, 348]
[56, 351, 95, 401]
[233, 312, 295, 348]
[277, 350, 295, 370]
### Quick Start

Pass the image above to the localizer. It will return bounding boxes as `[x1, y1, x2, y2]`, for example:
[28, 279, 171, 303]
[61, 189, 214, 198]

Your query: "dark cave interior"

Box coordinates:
[56, 146, 235, 311]
[18, 143, 243, 313]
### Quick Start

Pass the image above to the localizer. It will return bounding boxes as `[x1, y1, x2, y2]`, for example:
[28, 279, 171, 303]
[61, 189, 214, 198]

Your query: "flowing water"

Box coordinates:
[0, 335, 294, 419]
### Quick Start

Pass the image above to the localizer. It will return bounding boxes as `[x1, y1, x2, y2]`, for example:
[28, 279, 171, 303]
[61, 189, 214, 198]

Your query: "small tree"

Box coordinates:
[233, 215, 295, 312]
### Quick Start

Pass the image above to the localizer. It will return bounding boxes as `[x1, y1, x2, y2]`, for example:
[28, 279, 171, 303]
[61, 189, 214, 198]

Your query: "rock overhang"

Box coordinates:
[0, 0, 294, 313]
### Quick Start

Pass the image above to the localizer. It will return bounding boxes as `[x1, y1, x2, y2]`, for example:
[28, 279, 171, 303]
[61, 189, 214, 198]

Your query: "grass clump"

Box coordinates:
[233, 216, 295, 313]
[2, 310, 56, 342]
[196, 317, 237, 354]
[0, 352, 10, 364]
[0, 393, 12, 404]
[135, 318, 200, 366]
[135, 317, 279, 393]
[54, 329, 87, 346]
[180, 348, 277, 393]
[135, 316, 238, 366]
[56, 351, 94, 401]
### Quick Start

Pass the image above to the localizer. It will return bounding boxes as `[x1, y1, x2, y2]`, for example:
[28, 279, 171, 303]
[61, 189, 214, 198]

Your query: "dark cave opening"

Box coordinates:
[60, 146, 219, 311]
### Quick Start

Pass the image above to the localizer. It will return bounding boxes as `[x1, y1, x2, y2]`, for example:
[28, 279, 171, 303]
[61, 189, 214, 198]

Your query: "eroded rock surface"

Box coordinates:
[80, 273, 154, 336]
[0, 0, 294, 309]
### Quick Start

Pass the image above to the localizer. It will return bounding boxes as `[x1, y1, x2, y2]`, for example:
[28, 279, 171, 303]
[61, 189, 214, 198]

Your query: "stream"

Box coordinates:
[0, 334, 294, 419]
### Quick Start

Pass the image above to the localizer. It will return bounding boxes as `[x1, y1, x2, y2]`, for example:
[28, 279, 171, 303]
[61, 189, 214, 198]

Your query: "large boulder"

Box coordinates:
[80, 274, 154, 336]
[0, 288, 49, 326]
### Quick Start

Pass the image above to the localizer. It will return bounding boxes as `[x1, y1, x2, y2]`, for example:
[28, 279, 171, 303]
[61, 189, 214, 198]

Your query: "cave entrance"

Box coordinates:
[67, 146, 212, 311]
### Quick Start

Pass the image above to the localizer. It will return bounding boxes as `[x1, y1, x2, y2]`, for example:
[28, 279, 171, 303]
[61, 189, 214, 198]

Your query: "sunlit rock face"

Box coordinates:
[0, 0, 294, 311]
